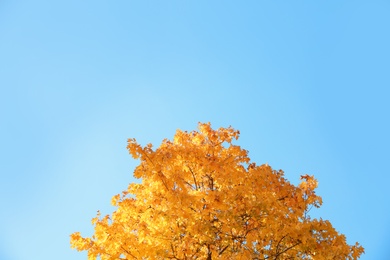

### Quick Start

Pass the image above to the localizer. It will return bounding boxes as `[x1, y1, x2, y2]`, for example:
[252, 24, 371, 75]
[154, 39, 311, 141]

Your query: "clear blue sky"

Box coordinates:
[1, 1, 389, 259]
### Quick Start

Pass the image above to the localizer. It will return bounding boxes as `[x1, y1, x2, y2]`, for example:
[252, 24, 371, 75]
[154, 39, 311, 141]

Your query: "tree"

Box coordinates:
[70, 123, 364, 259]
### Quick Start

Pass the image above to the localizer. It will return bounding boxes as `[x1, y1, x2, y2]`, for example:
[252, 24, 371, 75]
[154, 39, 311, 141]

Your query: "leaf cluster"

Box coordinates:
[71, 123, 364, 260]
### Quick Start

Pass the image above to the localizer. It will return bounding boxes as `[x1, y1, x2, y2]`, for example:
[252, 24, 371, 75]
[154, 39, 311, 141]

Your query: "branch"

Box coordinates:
[274, 240, 301, 260]
[120, 245, 138, 259]
[219, 245, 229, 256]
[187, 165, 199, 190]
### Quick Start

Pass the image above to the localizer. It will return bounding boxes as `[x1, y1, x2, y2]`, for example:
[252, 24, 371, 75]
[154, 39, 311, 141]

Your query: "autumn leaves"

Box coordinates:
[71, 123, 363, 259]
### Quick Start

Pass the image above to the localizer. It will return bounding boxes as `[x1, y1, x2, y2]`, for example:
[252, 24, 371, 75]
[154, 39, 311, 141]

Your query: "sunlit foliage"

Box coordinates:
[71, 123, 364, 259]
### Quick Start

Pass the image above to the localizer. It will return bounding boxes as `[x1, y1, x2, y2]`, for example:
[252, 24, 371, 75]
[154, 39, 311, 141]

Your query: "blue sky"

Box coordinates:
[1, 1, 389, 259]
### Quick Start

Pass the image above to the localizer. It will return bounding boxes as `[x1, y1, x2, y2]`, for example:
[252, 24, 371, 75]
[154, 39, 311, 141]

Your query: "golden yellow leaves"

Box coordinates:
[70, 232, 92, 251]
[299, 174, 318, 190]
[299, 174, 322, 209]
[126, 138, 142, 159]
[111, 194, 120, 206]
[70, 122, 364, 260]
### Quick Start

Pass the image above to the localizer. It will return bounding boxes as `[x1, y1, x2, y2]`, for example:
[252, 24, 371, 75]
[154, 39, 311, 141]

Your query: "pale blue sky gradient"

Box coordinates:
[1, 1, 389, 259]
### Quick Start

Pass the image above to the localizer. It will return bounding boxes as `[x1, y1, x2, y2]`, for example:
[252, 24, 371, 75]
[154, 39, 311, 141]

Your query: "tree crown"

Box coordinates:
[71, 123, 364, 259]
